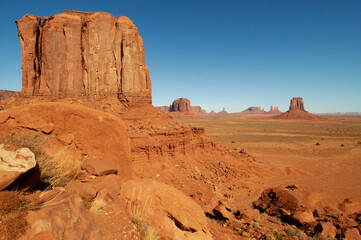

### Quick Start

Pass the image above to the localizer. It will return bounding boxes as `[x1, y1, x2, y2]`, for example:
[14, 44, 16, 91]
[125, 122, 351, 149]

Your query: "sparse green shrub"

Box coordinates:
[340, 144, 344, 147]
[231, 140, 236, 143]
[316, 142, 320, 146]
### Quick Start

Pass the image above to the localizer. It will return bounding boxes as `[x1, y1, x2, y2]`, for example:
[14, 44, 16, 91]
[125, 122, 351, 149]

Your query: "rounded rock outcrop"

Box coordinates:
[0, 102, 132, 180]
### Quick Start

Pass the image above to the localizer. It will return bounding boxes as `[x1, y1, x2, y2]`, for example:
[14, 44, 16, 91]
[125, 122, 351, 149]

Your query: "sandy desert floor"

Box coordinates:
[182, 115, 361, 208]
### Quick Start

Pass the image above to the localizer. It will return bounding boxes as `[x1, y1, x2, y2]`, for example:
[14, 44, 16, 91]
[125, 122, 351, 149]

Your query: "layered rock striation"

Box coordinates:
[16, 10, 151, 104]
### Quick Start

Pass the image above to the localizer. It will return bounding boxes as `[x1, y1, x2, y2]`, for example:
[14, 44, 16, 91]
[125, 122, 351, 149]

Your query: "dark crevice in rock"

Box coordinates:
[19, 126, 53, 135]
[167, 213, 197, 233]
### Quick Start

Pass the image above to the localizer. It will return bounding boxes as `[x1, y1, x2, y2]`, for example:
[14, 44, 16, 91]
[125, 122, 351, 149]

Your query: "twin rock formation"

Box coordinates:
[16, 10, 151, 104]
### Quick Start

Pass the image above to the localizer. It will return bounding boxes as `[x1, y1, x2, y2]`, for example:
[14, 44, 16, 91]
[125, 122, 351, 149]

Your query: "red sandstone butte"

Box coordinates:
[289, 97, 305, 111]
[15, 10, 151, 104]
[275, 97, 321, 120]
[170, 97, 191, 112]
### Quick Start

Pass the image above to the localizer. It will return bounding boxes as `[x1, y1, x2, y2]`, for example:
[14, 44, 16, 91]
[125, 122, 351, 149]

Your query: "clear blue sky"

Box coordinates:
[1, 0, 360, 113]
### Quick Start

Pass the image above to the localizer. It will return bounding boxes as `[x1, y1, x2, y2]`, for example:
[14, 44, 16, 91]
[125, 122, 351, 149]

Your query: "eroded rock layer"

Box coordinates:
[16, 10, 151, 104]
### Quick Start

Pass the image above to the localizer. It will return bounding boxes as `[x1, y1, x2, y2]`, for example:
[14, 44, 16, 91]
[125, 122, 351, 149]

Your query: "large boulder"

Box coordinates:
[120, 180, 213, 240]
[81, 158, 118, 176]
[16, 10, 151, 104]
[0, 144, 39, 190]
[314, 222, 337, 239]
[0, 102, 131, 180]
[344, 228, 361, 240]
[253, 188, 300, 216]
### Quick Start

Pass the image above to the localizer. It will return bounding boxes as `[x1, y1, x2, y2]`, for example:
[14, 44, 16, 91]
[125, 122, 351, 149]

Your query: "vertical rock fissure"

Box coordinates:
[119, 39, 124, 97]
[34, 18, 42, 95]
[81, 21, 88, 95]
[16, 11, 151, 104]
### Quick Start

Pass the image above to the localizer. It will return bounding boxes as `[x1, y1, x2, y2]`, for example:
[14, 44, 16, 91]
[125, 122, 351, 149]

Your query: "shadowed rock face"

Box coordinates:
[170, 98, 191, 112]
[16, 10, 151, 104]
[289, 97, 305, 111]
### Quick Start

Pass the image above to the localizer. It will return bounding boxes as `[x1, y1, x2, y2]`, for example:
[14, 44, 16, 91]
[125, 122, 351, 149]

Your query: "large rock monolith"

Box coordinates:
[170, 98, 191, 112]
[275, 97, 321, 120]
[16, 10, 151, 104]
[289, 97, 305, 111]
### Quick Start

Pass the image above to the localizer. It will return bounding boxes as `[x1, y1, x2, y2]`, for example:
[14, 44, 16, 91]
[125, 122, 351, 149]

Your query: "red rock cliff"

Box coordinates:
[16, 10, 151, 104]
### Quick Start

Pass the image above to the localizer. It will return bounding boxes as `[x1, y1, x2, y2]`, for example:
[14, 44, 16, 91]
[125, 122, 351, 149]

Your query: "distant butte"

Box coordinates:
[241, 106, 266, 115]
[0, 90, 19, 101]
[157, 97, 207, 116]
[275, 97, 321, 120]
[170, 98, 191, 112]
[15, 10, 151, 104]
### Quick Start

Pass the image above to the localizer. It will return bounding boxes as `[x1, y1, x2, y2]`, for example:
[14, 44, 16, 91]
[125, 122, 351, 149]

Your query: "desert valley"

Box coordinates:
[0, 9, 360, 240]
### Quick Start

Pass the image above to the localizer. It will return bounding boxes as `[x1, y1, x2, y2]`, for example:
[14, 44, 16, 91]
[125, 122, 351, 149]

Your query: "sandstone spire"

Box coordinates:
[16, 10, 151, 104]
